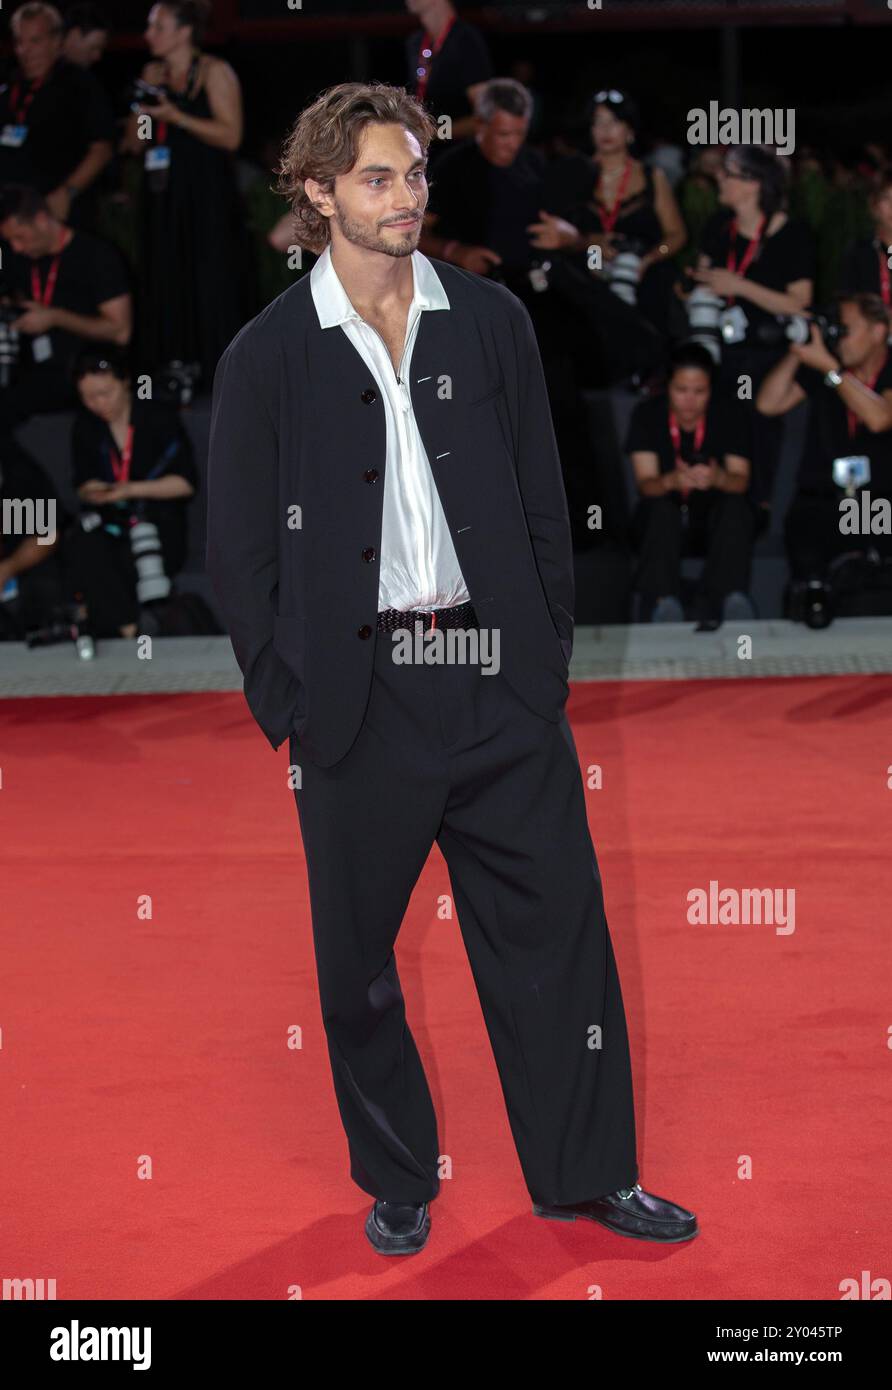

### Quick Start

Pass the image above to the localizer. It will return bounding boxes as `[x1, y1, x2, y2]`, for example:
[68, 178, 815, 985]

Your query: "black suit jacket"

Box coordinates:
[206, 258, 574, 767]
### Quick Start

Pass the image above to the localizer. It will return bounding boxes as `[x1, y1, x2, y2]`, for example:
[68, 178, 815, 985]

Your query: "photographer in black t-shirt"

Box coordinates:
[625, 342, 756, 625]
[757, 293, 892, 616]
[405, 0, 493, 169]
[0, 2, 114, 226]
[0, 183, 131, 432]
[421, 77, 613, 551]
[686, 146, 816, 512]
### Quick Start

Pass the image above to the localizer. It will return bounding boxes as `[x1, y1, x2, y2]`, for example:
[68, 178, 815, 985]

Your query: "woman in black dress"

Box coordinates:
[129, 0, 251, 391]
[64, 347, 199, 638]
[688, 145, 816, 511]
[531, 89, 686, 382]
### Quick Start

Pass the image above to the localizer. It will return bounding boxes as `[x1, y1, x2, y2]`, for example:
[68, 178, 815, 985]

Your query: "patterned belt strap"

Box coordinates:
[377, 601, 477, 633]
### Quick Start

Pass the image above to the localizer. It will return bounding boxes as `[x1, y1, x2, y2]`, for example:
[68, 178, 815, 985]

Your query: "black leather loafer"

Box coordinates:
[533, 1182, 698, 1243]
[364, 1200, 431, 1255]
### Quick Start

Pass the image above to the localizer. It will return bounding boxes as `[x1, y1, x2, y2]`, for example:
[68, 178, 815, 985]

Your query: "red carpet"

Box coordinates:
[2, 676, 889, 1300]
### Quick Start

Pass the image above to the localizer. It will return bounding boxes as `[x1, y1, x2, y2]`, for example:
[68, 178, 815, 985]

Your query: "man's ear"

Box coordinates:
[304, 178, 332, 219]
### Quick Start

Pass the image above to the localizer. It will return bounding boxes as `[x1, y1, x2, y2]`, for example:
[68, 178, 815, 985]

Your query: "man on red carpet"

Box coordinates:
[206, 81, 697, 1255]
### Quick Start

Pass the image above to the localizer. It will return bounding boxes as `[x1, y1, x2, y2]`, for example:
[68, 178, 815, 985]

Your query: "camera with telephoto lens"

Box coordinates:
[603, 236, 645, 307]
[129, 517, 172, 605]
[756, 308, 848, 352]
[0, 293, 22, 389]
[685, 287, 751, 363]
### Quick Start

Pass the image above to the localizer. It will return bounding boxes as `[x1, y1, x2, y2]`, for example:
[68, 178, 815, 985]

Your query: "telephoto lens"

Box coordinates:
[0, 303, 22, 389]
[686, 285, 724, 363]
[129, 520, 172, 605]
[606, 244, 643, 305]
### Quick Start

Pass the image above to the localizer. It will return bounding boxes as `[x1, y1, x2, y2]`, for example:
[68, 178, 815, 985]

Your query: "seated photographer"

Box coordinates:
[0, 183, 131, 432]
[0, 430, 67, 639]
[626, 342, 755, 625]
[420, 78, 546, 292]
[756, 293, 892, 614]
[686, 145, 815, 511]
[535, 87, 686, 383]
[63, 348, 199, 639]
[838, 170, 892, 308]
[420, 77, 601, 548]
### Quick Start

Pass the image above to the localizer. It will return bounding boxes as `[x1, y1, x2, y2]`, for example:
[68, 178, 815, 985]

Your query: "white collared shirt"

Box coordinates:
[310, 242, 471, 613]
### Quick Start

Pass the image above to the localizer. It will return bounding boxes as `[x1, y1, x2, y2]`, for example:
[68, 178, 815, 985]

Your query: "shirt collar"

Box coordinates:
[310, 242, 449, 330]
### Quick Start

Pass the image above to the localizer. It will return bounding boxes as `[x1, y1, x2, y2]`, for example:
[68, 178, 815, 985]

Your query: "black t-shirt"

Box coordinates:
[794, 357, 892, 499]
[0, 437, 64, 560]
[5, 229, 130, 374]
[838, 236, 887, 298]
[625, 391, 752, 482]
[427, 140, 545, 272]
[0, 59, 114, 193]
[71, 396, 199, 565]
[407, 19, 493, 163]
[700, 210, 816, 338]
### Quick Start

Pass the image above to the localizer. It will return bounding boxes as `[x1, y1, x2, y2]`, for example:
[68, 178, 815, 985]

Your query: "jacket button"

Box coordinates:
[363, 468, 379, 483]
[360, 389, 377, 404]
[357, 624, 372, 639]
[362, 547, 376, 562]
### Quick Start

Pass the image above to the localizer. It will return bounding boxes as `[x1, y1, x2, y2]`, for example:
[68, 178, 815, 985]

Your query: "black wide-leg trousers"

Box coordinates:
[289, 628, 638, 1207]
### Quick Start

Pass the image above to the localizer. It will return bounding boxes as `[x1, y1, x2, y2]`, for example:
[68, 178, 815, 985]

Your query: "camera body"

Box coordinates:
[757, 308, 848, 352]
[130, 78, 168, 111]
[603, 235, 646, 307]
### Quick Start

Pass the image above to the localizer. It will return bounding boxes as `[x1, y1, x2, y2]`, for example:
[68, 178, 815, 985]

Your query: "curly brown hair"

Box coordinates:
[275, 82, 439, 254]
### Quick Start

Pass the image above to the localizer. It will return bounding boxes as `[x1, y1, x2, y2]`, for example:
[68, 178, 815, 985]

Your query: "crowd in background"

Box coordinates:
[1, 0, 892, 645]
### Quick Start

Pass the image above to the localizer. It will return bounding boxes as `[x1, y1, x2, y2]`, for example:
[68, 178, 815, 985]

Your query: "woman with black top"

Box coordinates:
[127, 0, 251, 390]
[64, 348, 199, 638]
[625, 342, 756, 625]
[533, 89, 686, 350]
[688, 145, 816, 510]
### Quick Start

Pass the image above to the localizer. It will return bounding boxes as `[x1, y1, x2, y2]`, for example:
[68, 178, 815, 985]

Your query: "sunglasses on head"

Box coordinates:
[721, 161, 755, 179]
[594, 89, 626, 106]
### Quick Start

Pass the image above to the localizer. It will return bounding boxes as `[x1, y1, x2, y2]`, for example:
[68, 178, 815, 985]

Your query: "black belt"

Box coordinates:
[377, 600, 477, 633]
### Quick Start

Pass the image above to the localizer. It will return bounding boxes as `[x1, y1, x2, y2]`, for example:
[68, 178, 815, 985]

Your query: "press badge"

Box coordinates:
[0, 124, 28, 148]
[31, 333, 53, 363]
[145, 145, 171, 171]
[832, 455, 870, 494]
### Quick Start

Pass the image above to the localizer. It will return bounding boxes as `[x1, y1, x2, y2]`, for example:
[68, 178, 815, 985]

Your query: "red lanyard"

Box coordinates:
[9, 75, 44, 124]
[669, 411, 706, 498]
[725, 216, 765, 305]
[110, 425, 135, 483]
[846, 353, 887, 439]
[878, 244, 890, 307]
[598, 157, 633, 236]
[415, 14, 456, 103]
[30, 228, 72, 306]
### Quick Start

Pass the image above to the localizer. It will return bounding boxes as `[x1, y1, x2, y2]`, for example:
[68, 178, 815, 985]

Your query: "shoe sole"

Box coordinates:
[533, 1204, 699, 1243]
[364, 1210, 431, 1256]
